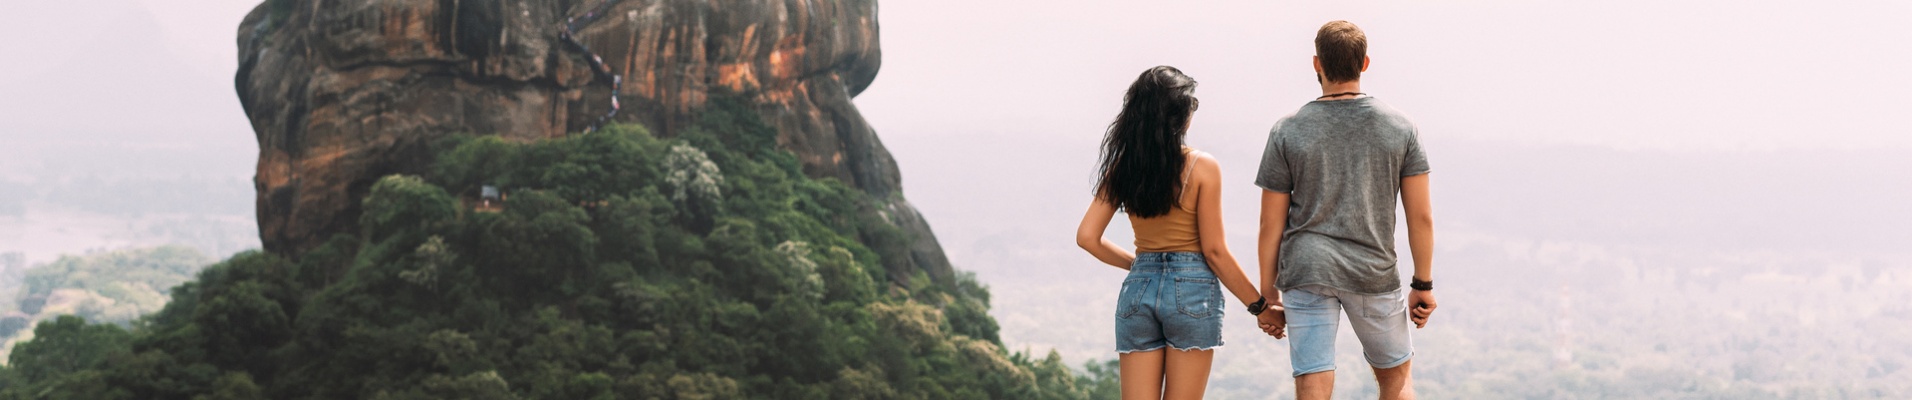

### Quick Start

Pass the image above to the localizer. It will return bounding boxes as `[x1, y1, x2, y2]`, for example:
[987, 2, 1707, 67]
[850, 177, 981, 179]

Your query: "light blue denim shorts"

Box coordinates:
[1115, 252, 1224, 353]
[1283, 284, 1414, 376]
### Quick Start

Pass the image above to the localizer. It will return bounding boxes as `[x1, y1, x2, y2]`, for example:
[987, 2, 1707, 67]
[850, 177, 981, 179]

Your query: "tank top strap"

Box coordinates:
[1181, 149, 1205, 182]
[1178, 148, 1203, 208]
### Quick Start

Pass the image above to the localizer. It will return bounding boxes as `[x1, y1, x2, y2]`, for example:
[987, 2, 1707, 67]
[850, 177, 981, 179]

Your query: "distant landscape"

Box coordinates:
[0, 175, 255, 265]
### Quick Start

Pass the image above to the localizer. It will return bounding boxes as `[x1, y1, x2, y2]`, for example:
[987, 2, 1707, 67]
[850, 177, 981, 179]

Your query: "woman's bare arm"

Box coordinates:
[1191, 155, 1263, 307]
[1076, 195, 1135, 269]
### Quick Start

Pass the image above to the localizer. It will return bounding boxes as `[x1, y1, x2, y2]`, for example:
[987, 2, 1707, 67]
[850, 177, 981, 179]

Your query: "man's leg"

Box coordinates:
[1373, 360, 1414, 400]
[1118, 349, 1165, 400]
[1295, 370, 1335, 400]
[1283, 287, 1342, 400]
[1347, 288, 1416, 400]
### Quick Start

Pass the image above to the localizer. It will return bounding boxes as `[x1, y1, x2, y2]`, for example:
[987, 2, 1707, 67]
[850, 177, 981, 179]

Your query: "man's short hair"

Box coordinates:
[1315, 21, 1367, 83]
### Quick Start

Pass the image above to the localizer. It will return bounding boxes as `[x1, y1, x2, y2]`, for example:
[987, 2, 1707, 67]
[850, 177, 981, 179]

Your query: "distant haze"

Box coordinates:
[0, 0, 264, 263]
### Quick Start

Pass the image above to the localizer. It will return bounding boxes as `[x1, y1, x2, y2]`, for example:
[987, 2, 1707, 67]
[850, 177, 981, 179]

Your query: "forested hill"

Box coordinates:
[234, 0, 953, 288]
[0, 101, 1115, 398]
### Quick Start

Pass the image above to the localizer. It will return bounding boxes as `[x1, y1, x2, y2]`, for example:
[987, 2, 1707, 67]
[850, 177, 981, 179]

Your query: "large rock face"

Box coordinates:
[236, 0, 951, 281]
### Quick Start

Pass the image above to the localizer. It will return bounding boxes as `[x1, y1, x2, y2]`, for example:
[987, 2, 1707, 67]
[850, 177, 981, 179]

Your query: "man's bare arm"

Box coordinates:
[1401, 173, 1437, 327]
[1258, 190, 1291, 298]
[1257, 190, 1291, 337]
[1401, 174, 1433, 281]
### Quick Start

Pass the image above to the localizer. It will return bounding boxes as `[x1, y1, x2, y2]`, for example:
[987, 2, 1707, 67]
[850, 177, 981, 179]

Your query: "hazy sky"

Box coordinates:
[862, 1, 1912, 151]
[0, 0, 258, 112]
[855, 1, 1912, 266]
[2, 0, 1908, 267]
[3, 1, 1907, 152]
[0, 0, 262, 181]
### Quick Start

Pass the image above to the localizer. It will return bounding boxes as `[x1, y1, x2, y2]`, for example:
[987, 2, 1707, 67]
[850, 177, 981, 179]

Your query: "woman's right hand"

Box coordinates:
[1076, 196, 1137, 269]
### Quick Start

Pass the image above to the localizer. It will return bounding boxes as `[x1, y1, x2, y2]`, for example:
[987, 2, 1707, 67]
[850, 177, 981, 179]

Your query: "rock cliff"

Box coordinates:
[235, 0, 951, 281]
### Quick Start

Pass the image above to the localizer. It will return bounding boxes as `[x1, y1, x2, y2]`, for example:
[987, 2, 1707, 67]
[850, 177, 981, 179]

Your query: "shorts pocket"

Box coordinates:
[1282, 287, 1330, 309]
[1117, 278, 1150, 318]
[1363, 290, 1406, 320]
[1174, 277, 1221, 318]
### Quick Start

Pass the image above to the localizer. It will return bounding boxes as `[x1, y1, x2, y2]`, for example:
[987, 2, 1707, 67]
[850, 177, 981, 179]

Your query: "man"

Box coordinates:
[1254, 20, 1438, 400]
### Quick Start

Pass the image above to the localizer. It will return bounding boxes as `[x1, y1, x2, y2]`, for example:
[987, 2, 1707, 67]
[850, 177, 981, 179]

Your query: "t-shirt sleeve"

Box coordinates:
[1254, 125, 1294, 193]
[1401, 128, 1431, 177]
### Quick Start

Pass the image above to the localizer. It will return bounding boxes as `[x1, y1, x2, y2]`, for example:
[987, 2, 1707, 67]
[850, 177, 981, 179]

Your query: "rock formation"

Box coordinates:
[235, 0, 951, 281]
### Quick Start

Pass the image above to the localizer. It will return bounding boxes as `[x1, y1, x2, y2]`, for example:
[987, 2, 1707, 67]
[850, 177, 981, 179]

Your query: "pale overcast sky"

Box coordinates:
[854, 0, 1912, 265]
[3, 0, 1907, 150]
[859, 0, 1912, 153]
[0, 0, 1906, 261]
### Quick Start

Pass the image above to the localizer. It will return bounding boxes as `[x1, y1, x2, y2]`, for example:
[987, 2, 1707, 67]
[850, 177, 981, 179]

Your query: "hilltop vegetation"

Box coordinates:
[0, 102, 1115, 399]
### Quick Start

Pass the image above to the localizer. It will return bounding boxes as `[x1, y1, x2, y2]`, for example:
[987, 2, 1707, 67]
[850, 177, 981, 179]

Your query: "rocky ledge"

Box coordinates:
[235, 0, 950, 282]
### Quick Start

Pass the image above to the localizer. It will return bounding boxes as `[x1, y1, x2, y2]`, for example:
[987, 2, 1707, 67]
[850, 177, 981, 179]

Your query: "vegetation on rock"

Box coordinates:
[0, 108, 1115, 399]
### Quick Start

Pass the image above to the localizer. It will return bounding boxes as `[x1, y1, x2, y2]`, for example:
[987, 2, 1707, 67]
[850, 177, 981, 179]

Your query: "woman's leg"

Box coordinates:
[1162, 348, 1216, 400]
[1119, 349, 1166, 400]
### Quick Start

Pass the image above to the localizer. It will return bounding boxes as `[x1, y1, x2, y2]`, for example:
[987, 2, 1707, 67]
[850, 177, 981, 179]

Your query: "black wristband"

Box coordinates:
[1409, 278, 1433, 291]
[1246, 296, 1268, 316]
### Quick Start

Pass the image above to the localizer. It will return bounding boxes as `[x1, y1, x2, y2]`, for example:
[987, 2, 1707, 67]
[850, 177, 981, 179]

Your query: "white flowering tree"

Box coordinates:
[662, 143, 724, 230]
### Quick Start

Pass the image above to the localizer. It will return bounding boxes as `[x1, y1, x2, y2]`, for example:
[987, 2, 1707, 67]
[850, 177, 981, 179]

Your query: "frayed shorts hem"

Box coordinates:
[1115, 345, 1166, 354]
[1168, 343, 1222, 352]
[1115, 342, 1224, 354]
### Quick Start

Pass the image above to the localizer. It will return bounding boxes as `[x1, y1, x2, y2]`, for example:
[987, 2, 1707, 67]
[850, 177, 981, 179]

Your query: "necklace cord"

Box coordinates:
[1316, 92, 1366, 100]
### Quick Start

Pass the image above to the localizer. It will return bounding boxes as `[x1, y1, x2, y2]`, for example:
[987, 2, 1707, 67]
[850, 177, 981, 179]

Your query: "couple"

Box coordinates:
[1075, 21, 1438, 399]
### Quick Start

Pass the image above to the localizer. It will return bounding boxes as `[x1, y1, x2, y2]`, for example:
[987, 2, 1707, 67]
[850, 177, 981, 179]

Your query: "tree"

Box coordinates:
[6, 316, 131, 385]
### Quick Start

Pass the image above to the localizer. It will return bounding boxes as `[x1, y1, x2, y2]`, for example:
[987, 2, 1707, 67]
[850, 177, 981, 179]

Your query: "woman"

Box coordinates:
[1075, 66, 1273, 399]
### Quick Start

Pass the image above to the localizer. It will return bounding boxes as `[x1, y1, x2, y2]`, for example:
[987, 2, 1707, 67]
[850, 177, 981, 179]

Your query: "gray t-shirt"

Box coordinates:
[1255, 97, 1429, 294]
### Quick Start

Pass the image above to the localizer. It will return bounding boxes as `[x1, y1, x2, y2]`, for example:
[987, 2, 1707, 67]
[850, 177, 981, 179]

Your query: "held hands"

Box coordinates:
[1408, 289, 1438, 328]
[1256, 304, 1287, 339]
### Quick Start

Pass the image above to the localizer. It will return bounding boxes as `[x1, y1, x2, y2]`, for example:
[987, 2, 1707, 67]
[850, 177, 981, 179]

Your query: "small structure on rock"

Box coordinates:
[474, 185, 505, 213]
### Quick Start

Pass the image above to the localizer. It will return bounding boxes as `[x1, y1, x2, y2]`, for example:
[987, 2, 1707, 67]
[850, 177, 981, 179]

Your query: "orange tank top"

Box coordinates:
[1129, 149, 1202, 253]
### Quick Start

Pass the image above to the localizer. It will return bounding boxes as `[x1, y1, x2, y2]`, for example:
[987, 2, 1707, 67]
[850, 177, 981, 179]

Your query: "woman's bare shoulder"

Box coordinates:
[1187, 149, 1223, 180]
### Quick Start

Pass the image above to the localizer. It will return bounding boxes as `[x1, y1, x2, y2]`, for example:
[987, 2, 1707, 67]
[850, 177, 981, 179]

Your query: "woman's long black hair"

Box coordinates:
[1095, 66, 1199, 218]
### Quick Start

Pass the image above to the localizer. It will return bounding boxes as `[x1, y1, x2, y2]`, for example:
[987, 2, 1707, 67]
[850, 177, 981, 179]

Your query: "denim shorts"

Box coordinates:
[1283, 284, 1414, 376]
[1115, 252, 1224, 353]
